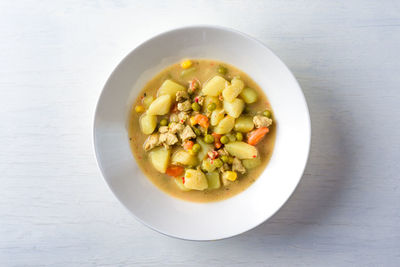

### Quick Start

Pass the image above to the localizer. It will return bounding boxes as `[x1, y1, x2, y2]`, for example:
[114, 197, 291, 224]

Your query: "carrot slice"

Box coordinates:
[247, 127, 269, 145]
[183, 140, 194, 151]
[193, 114, 209, 128]
[212, 133, 222, 149]
[166, 165, 185, 177]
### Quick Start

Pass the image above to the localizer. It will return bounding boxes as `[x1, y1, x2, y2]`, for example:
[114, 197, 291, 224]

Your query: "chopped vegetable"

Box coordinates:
[213, 158, 223, 168]
[240, 88, 258, 104]
[223, 98, 245, 118]
[242, 157, 261, 169]
[184, 169, 208, 190]
[158, 80, 186, 99]
[192, 114, 209, 128]
[207, 102, 216, 111]
[236, 132, 243, 141]
[147, 95, 172, 115]
[181, 59, 192, 69]
[220, 135, 229, 144]
[204, 134, 214, 144]
[140, 114, 157, 134]
[172, 149, 198, 167]
[202, 76, 229, 96]
[234, 116, 254, 132]
[263, 110, 272, 118]
[183, 140, 194, 151]
[159, 118, 168, 126]
[222, 77, 244, 102]
[225, 141, 258, 159]
[135, 105, 145, 113]
[192, 143, 201, 153]
[206, 172, 221, 189]
[174, 177, 190, 191]
[192, 102, 201, 111]
[149, 147, 171, 173]
[210, 108, 225, 126]
[217, 65, 228, 75]
[166, 165, 185, 177]
[196, 137, 213, 162]
[189, 79, 200, 93]
[214, 116, 235, 134]
[211, 133, 222, 149]
[221, 155, 229, 163]
[247, 127, 269, 145]
[201, 158, 217, 172]
[223, 171, 237, 182]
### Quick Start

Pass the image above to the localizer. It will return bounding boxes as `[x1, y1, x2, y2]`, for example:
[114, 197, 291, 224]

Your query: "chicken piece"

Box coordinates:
[180, 125, 196, 141]
[220, 163, 231, 173]
[207, 150, 219, 160]
[169, 113, 179, 123]
[178, 112, 189, 123]
[168, 122, 185, 134]
[144, 134, 160, 151]
[176, 91, 189, 102]
[217, 148, 229, 157]
[159, 132, 178, 148]
[253, 115, 273, 128]
[196, 96, 205, 106]
[177, 100, 192, 112]
[158, 126, 169, 133]
[232, 157, 246, 174]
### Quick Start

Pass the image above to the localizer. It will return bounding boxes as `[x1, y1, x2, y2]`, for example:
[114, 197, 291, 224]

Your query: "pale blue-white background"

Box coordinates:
[0, 0, 399, 266]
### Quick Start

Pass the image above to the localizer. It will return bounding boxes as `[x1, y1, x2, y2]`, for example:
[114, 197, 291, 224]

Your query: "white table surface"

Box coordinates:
[1, 0, 399, 266]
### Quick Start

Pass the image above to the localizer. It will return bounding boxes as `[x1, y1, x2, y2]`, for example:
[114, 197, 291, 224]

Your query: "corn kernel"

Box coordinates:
[223, 171, 237, 181]
[181, 59, 192, 69]
[135, 105, 145, 113]
[190, 116, 196, 125]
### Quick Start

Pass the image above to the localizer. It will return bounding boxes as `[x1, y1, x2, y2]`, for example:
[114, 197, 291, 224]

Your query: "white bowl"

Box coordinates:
[94, 25, 311, 240]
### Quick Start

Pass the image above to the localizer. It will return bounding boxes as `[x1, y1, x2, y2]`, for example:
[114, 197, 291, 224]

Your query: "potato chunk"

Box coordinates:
[147, 95, 172, 115]
[214, 116, 235, 134]
[224, 141, 258, 159]
[184, 169, 208, 190]
[202, 76, 229, 96]
[223, 98, 244, 118]
[211, 108, 225, 126]
[174, 177, 191, 191]
[158, 79, 186, 99]
[222, 77, 244, 102]
[240, 87, 258, 104]
[234, 116, 254, 132]
[172, 149, 198, 167]
[242, 156, 261, 169]
[149, 147, 171, 173]
[140, 113, 157, 134]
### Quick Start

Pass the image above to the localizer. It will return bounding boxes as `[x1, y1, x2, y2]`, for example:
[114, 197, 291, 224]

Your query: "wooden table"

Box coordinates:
[1, 0, 399, 266]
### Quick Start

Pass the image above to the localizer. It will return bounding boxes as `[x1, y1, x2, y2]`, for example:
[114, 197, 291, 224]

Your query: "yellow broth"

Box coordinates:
[129, 59, 275, 202]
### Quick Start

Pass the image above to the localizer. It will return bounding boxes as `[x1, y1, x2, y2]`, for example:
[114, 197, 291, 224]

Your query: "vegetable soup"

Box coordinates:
[129, 59, 275, 202]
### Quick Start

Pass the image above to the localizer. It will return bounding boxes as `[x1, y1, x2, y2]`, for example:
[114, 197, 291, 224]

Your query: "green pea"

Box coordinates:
[204, 134, 214, 144]
[221, 155, 229, 163]
[213, 158, 223, 168]
[220, 135, 229, 144]
[192, 102, 201, 111]
[263, 110, 272, 118]
[236, 132, 243, 141]
[193, 127, 202, 136]
[192, 143, 201, 153]
[159, 119, 168, 126]
[218, 65, 227, 75]
[207, 102, 216, 111]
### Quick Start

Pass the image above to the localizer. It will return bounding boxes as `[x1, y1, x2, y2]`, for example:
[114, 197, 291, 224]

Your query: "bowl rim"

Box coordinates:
[93, 24, 311, 241]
